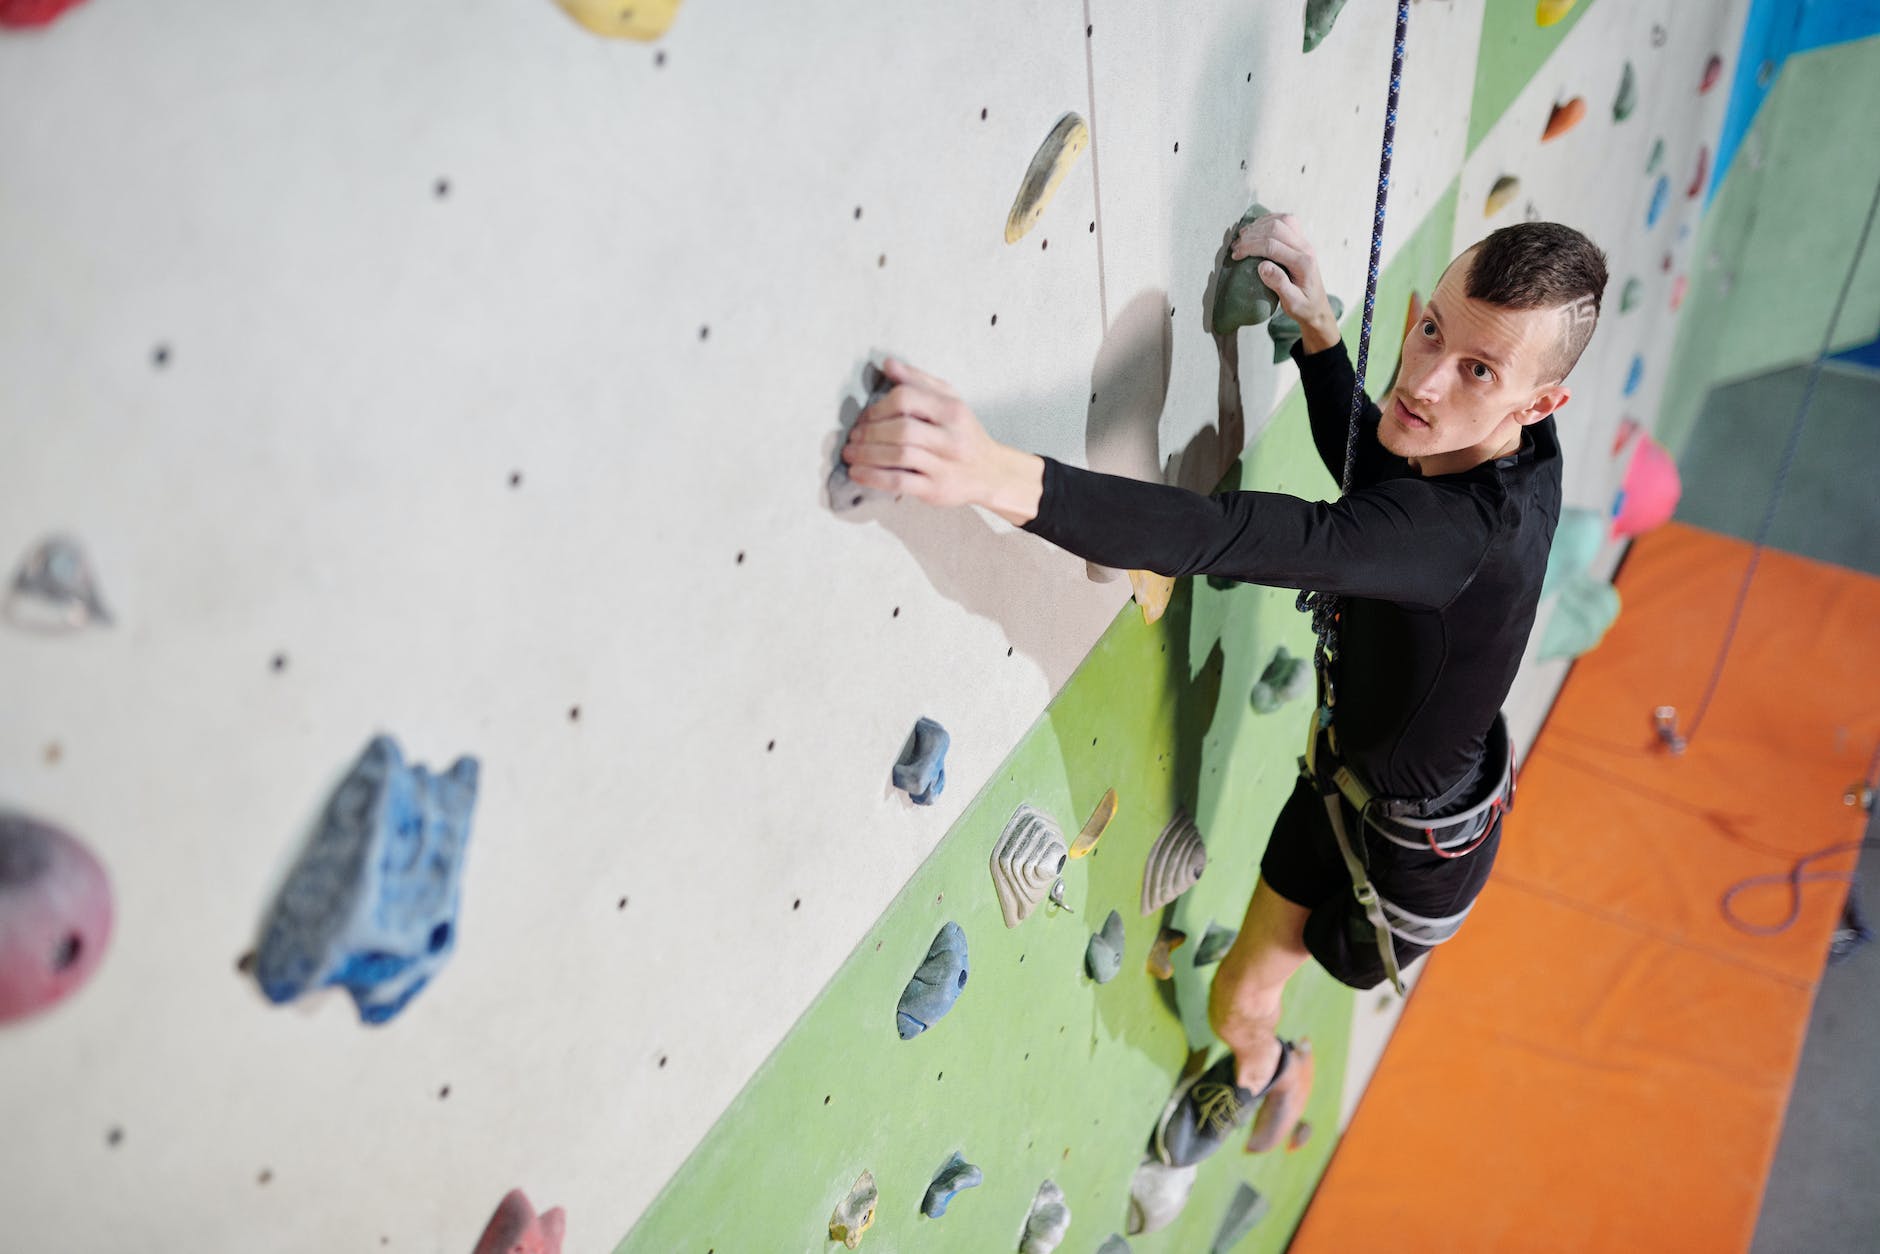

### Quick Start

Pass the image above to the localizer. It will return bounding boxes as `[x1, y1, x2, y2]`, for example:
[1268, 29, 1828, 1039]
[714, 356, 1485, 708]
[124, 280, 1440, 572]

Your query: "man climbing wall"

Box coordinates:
[842, 213, 1608, 1167]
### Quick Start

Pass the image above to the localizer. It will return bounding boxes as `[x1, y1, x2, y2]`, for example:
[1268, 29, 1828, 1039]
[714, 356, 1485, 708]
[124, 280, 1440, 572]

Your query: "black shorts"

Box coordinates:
[1259, 773, 1503, 990]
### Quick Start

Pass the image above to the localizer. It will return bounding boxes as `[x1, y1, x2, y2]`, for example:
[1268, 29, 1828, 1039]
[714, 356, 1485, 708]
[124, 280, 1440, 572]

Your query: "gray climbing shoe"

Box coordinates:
[1151, 1041, 1292, 1168]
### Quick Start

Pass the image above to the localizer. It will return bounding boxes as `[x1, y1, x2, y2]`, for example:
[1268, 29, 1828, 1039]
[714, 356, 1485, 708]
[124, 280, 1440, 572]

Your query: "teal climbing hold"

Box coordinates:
[896, 921, 968, 1039]
[1541, 507, 1606, 597]
[1251, 645, 1312, 714]
[1085, 909, 1125, 983]
[1211, 1183, 1270, 1252]
[1212, 204, 1280, 334]
[1193, 921, 1238, 967]
[1268, 295, 1343, 362]
[1303, 0, 1347, 52]
[1538, 574, 1620, 661]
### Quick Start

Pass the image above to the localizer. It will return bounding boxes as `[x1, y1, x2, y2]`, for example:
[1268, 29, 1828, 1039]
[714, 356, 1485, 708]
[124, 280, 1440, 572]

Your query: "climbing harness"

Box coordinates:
[1654, 170, 1880, 753]
[1291, 0, 1507, 996]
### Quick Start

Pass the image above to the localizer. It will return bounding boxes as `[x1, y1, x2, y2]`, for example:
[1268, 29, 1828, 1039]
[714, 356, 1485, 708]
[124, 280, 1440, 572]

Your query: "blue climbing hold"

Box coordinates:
[892, 717, 949, 805]
[1624, 355, 1644, 397]
[921, 1151, 985, 1217]
[897, 921, 969, 1039]
[1646, 176, 1669, 228]
[254, 735, 479, 1025]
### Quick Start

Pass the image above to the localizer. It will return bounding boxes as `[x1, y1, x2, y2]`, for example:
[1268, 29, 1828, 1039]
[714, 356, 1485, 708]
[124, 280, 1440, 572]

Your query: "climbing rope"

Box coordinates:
[1655, 170, 1880, 752]
[1298, 0, 1411, 696]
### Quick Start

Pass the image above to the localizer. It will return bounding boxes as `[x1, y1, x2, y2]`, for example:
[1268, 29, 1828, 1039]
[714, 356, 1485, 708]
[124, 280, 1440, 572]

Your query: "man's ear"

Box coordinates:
[1517, 385, 1570, 425]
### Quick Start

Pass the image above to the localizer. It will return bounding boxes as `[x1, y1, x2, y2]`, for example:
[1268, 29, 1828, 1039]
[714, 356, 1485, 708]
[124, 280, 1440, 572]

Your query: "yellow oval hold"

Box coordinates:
[1536, 0, 1576, 27]
[1005, 113, 1090, 244]
[1067, 788, 1117, 860]
[554, 0, 683, 40]
[1485, 174, 1520, 218]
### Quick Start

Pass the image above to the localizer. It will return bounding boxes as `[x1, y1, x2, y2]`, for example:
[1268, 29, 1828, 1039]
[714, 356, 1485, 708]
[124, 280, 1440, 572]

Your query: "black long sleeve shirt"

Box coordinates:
[1021, 340, 1562, 803]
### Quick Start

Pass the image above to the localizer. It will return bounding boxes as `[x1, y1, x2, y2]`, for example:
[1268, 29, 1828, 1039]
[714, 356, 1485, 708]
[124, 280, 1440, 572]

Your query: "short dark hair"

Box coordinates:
[1463, 223, 1609, 382]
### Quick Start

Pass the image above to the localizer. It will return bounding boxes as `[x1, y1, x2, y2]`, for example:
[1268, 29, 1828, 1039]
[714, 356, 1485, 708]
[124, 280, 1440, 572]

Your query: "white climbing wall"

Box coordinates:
[0, 1, 1749, 1250]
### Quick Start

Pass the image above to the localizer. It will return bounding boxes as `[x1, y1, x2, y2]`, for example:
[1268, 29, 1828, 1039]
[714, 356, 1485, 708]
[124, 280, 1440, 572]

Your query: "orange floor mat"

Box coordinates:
[1289, 523, 1880, 1254]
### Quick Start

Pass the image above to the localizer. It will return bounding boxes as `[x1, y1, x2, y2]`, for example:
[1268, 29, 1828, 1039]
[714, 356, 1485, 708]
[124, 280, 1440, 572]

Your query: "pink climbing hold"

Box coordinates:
[0, 0, 89, 28]
[1700, 54, 1723, 94]
[1669, 275, 1688, 310]
[472, 1189, 566, 1254]
[0, 811, 113, 1026]
[1611, 435, 1681, 539]
[1611, 417, 1640, 457]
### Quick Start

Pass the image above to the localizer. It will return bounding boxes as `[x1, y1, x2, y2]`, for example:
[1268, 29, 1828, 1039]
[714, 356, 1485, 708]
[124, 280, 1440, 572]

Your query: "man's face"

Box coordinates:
[1379, 251, 1569, 469]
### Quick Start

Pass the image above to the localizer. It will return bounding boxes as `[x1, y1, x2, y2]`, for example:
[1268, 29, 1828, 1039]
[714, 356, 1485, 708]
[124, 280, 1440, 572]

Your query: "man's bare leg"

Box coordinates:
[1208, 876, 1313, 1091]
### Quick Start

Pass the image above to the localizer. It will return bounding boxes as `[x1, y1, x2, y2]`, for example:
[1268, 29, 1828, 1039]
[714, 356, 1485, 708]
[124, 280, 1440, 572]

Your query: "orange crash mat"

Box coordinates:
[1290, 523, 1880, 1254]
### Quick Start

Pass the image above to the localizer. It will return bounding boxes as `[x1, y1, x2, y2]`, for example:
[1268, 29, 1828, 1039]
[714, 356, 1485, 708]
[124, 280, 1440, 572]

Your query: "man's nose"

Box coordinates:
[1405, 359, 1444, 404]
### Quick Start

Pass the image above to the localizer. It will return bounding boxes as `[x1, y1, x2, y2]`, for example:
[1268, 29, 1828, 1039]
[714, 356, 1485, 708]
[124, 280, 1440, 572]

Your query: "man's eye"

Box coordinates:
[1420, 319, 1436, 336]
[1470, 362, 1494, 381]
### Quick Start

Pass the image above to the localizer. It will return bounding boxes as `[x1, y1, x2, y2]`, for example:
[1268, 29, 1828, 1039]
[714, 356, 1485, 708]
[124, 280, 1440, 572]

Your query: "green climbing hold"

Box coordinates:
[1211, 1183, 1270, 1251]
[1620, 277, 1642, 313]
[1268, 295, 1343, 363]
[1613, 61, 1638, 121]
[1212, 203, 1280, 334]
[1646, 137, 1665, 174]
[1085, 909, 1126, 984]
[1303, 0, 1347, 52]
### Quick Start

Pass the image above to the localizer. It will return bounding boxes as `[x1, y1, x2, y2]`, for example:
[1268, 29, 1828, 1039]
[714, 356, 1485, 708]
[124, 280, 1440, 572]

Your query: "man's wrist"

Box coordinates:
[982, 446, 1044, 527]
[1298, 312, 1342, 355]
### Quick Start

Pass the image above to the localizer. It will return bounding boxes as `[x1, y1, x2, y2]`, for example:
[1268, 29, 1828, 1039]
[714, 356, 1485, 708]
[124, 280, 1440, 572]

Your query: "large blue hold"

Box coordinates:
[892, 717, 950, 806]
[255, 735, 480, 1025]
[896, 921, 968, 1039]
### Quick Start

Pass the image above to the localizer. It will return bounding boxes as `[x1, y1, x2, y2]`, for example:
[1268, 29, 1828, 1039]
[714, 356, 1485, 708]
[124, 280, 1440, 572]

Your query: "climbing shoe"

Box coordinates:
[1151, 1042, 1292, 1168]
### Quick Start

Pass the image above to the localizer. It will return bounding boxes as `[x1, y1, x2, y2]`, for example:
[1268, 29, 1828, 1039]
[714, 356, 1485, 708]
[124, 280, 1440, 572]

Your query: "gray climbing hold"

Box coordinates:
[1019, 1179, 1071, 1254]
[5, 535, 112, 631]
[1126, 1158, 1198, 1235]
[1613, 60, 1638, 121]
[1096, 1238, 1132, 1254]
[1251, 645, 1312, 714]
[830, 378, 898, 513]
[1303, 0, 1347, 51]
[1211, 1183, 1270, 1252]
[830, 1170, 878, 1248]
[254, 735, 479, 1025]
[892, 717, 949, 805]
[897, 921, 969, 1039]
[1192, 921, 1238, 967]
[1267, 295, 1343, 362]
[1212, 203, 1279, 334]
[991, 805, 1067, 928]
[1085, 909, 1125, 983]
[1141, 810, 1207, 915]
[921, 1152, 984, 1218]
[1620, 277, 1642, 313]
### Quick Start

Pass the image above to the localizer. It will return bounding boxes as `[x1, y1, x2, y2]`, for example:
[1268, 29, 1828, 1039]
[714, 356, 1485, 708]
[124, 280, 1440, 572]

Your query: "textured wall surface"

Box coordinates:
[0, 1, 1757, 1250]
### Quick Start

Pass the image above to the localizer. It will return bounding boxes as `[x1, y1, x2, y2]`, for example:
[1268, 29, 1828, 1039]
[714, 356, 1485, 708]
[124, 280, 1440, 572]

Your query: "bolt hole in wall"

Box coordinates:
[270, 653, 288, 673]
[150, 344, 170, 368]
[433, 178, 449, 198]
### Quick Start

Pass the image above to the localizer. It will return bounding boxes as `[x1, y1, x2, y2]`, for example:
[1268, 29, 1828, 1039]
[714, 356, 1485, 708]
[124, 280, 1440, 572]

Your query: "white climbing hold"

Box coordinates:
[1019, 1179, 1071, 1254]
[1141, 810, 1207, 915]
[991, 805, 1067, 928]
[1126, 1157, 1198, 1235]
[829, 1170, 878, 1248]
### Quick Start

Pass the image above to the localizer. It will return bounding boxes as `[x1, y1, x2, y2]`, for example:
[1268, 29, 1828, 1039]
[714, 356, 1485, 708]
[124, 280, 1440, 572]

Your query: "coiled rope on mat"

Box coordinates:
[1659, 170, 1880, 751]
[1298, 0, 1411, 698]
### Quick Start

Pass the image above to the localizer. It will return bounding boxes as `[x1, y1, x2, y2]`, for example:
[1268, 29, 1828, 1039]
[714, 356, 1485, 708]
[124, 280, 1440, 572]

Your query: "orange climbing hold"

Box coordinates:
[1128, 570, 1175, 626]
[1542, 97, 1586, 142]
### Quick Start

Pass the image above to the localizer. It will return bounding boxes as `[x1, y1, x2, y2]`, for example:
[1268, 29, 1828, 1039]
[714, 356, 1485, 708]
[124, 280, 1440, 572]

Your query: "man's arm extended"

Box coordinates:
[842, 359, 1487, 607]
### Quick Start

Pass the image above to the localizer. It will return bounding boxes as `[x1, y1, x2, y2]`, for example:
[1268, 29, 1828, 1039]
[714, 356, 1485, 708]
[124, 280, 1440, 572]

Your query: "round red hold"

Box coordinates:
[0, 812, 113, 1026]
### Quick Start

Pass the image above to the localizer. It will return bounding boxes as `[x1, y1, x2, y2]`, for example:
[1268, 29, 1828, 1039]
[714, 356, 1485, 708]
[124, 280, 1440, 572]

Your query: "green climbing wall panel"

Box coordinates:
[1468, 0, 1601, 155]
[615, 181, 1462, 1254]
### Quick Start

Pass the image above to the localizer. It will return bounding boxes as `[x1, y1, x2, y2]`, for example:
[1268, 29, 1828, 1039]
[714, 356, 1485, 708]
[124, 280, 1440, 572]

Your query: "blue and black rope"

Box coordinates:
[1299, 0, 1412, 705]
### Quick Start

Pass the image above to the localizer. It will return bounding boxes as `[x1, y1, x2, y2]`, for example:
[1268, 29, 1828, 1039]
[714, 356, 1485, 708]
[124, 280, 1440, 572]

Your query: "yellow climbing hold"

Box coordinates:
[1146, 927, 1187, 980]
[1128, 570, 1174, 625]
[1485, 175, 1520, 218]
[1005, 113, 1090, 244]
[829, 1170, 878, 1249]
[553, 0, 683, 40]
[1535, 0, 1576, 27]
[1067, 788, 1117, 860]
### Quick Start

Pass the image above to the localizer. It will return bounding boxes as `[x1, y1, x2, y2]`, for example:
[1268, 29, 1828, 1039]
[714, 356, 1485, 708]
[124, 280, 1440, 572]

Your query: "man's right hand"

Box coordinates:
[1230, 212, 1342, 354]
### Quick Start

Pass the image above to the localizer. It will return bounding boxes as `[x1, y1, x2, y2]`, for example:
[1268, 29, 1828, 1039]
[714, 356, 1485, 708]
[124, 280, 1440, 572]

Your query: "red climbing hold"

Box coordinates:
[471, 1190, 566, 1254]
[0, 0, 89, 28]
[0, 811, 113, 1026]
[1542, 97, 1586, 142]
[1687, 145, 1710, 199]
[1700, 54, 1723, 94]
